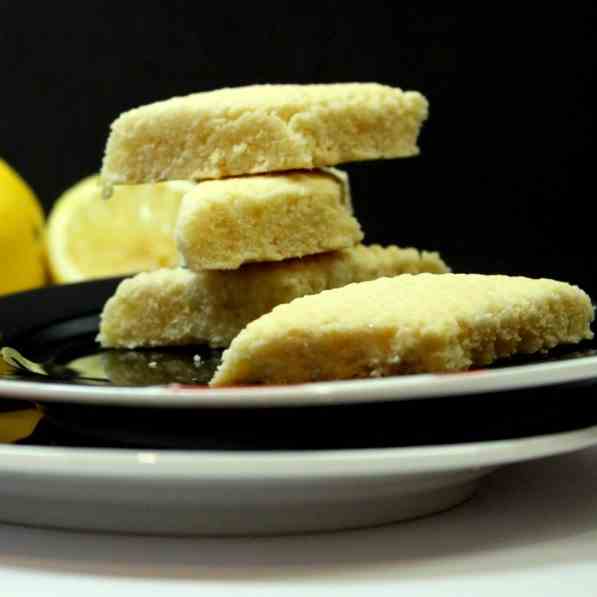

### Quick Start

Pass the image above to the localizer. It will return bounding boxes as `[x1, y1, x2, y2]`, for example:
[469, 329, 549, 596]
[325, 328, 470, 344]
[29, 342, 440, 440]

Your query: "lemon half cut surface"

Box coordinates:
[0, 159, 46, 295]
[47, 175, 195, 283]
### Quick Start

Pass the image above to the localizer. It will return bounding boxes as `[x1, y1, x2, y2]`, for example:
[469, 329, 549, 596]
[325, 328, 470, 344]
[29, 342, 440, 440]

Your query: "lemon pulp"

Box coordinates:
[47, 175, 195, 283]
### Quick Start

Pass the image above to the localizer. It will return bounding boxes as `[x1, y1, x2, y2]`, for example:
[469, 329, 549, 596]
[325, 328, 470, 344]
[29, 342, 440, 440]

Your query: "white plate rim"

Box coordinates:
[2, 424, 597, 480]
[1, 353, 596, 408]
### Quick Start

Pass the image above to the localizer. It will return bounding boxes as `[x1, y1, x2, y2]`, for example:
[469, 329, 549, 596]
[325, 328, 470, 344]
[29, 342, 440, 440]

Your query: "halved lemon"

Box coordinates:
[47, 175, 195, 283]
[0, 159, 46, 295]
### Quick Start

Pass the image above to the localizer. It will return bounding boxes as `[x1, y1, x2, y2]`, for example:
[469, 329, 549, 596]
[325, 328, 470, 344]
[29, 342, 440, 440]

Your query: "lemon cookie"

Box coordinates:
[210, 274, 594, 386]
[177, 168, 362, 270]
[97, 245, 449, 349]
[101, 83, 428, 186]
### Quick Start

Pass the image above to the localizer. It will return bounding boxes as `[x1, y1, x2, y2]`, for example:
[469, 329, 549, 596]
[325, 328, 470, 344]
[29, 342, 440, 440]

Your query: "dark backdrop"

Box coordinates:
[2, 4, 596, 287]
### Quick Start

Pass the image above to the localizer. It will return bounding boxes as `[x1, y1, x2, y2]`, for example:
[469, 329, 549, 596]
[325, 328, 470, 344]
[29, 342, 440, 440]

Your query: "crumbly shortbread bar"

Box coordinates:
[210, 274, 594, 386]
[97, 245, 449, 349]
[101, 83, 428, 186]
[177, 168, 362, 270]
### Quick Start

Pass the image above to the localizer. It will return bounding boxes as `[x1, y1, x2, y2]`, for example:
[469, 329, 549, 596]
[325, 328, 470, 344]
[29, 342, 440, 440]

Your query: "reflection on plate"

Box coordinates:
[99, 349, 221, 385]
[1, 336, 222, 387]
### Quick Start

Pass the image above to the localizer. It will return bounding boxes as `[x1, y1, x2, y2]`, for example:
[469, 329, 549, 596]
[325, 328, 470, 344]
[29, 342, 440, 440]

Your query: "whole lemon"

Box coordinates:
[0, 159, 46, 295]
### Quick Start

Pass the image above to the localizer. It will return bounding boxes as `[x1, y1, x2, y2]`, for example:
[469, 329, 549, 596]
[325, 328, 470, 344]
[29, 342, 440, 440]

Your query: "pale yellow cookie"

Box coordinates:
[177, 168, 361, 270]
[97, 245, 449, 349]
[97, 268, 199, 349]
[101, 83, 428, 186]
[210, 274, 594, 386]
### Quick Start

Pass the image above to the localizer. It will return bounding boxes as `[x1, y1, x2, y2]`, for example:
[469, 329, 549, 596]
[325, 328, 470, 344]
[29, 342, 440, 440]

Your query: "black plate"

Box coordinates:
[1, 276, 597, 451]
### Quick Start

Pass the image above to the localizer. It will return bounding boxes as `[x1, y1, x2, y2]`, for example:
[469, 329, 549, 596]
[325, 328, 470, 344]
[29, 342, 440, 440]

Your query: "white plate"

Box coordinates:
[1, 354, 597, 408]
[2, 425, 597, 535]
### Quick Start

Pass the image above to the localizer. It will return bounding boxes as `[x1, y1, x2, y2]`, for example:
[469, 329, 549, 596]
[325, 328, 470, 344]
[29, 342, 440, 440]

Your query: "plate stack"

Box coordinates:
[1, 84, 597, 537]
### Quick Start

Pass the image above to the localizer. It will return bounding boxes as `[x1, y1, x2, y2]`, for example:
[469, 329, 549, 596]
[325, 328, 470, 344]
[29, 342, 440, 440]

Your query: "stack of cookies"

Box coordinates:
[98, 84, 449, 349]
[97, 84, 594, 385]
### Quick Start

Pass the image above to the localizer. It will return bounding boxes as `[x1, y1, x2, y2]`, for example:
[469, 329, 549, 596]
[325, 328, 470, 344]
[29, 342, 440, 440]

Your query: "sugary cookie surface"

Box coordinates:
[211, 274, 595, 385]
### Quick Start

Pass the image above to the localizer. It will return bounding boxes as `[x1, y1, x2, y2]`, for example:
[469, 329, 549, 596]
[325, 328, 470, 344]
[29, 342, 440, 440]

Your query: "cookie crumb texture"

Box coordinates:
[101, 83, 428, 185]
[210, 274, 594, 386]
[97, 269, 199, 349]
[97, 245, 449, 349]
[177, 169, 362, 270]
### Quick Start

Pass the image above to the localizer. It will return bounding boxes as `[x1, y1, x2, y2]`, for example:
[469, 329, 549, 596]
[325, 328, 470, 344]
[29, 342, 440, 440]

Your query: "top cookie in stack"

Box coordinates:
[101, 83, 428, 185]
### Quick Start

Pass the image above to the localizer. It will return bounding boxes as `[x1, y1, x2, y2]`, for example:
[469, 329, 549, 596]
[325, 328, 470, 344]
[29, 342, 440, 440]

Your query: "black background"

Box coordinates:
[2, 4, 596, 287]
